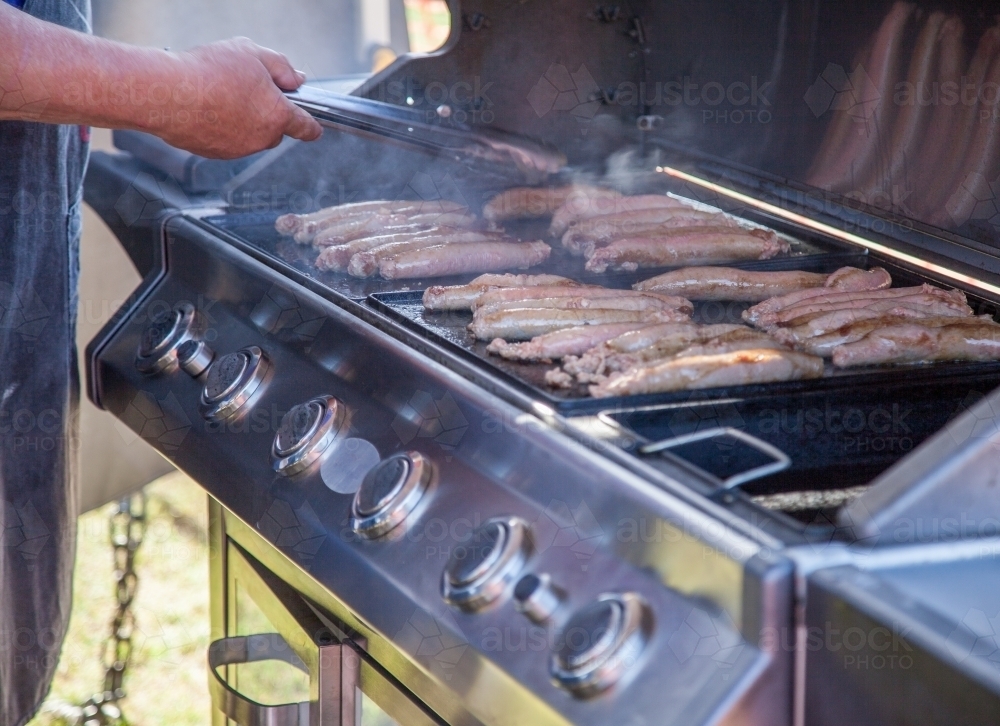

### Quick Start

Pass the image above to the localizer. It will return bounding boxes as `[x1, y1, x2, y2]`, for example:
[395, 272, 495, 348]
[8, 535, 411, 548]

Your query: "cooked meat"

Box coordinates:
[485, 322, 656, 362]
[561, 323, 745, 377]
[379, 241, 551, 280]
[316, 227, 495, 272]
[315, 228, 443, 272]
[634, 267, 829, 301]
[586, 327, 776, 377]
[549, 194, 693, 237]
[562, 213, 740, 253]
[774, 303, 966, 339]
[823, 267, 893, 292]
[476, 293, 691, 317]
[422, 274, 582, 311]
[670, 331, 788, 359]
[276, 201, 387, 236]
[482, 185, 612, 222]
[347, 231, 512, 278]
[473, 285, 693, 314]
[544, 367, 576, 389]
[589, 349, 825, 397]
[587, 321, 747, 356]
[283, 200, 467, 242]
[832, 322, 1000, 367]
[468, 308, 685, 341]
[771, 309, 916, 343]
[757, 289, 972, 328]
[585, 229, 789, 273]
[308, 211, 477, 246]
[744, 279, 947, 326]
[781, 315, 993, 357]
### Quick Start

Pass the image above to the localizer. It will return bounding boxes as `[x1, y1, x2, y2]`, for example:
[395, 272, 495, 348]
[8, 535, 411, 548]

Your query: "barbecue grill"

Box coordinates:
[84, 1, 1000, 723]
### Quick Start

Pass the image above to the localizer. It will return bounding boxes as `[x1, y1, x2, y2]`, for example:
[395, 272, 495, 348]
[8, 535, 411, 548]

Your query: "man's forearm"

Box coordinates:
[0, 5, 322, 158]
[1, 4, 187, 129]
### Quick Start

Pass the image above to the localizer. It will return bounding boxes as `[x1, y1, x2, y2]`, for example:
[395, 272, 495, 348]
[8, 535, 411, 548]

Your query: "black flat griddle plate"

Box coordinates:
[201, 210, 839, 299]
[367, 254, 1000, 416]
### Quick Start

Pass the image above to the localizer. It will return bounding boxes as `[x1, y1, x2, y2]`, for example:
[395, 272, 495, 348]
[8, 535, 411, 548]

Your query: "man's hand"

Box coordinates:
[156, 38, 322, 159]
[0, 4, 323, 159]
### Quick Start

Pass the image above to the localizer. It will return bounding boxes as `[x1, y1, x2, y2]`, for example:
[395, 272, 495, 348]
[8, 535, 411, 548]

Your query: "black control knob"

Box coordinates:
[350, 452, 432, 539]
[135, 302, 201, 374]
[271, 396, 346, 476]
[551, 593, 652, 698]
[200, 346, 268, 421]
[442, 517, 530, 612]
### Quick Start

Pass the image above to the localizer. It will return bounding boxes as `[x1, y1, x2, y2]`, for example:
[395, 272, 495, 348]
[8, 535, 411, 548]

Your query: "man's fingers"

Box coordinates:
[253, 44, 304, 91]
[283, 102, 323, 142]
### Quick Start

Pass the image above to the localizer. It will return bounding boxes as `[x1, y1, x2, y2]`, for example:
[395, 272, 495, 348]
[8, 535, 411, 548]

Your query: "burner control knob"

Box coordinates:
[135, 302, 201, 374]
[200, 346, 269, 421]
[442, 517, 530, 612]
[350, 452, 432, 539]
[551, 593, 652, 698]
[177, 339, 215, 377]
[271, 395, 346, 476]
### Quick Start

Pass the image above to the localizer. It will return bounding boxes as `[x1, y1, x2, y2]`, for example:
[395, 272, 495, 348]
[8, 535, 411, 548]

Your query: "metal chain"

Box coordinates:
[75, 492, 147, 726]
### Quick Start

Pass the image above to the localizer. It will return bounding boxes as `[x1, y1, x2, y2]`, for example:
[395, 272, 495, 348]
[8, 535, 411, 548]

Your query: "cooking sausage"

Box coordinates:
[588, 349, 824, 398]
[379, 241, 551, 280]
[562, 210, 740, 252]
[549, 194, 693, 237]
[308, 211, 477, 246]
[422, 274, 582, 311]
[482, 185, 614, 222]
[584, 229, 788, 274]
[473, 285, 693, 314]
[486, 322, 657, 362]
[315, 227, 460, 271]
[633, 267, 829, 301]
[347, 231, 512, 278]
[832, 321, 1000, 367]
[468, 308, 684, 341]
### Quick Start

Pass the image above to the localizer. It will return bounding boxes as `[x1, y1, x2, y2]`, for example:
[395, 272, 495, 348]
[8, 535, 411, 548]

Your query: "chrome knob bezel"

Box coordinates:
[350, 452, 432, 539]
[199, 346, 269, 422]
[177, 339, 215, 377]
[135, 302, 200, 374]
[550, 592, 652, 698]
[442, 516, 530, 612]
[270, 395, 346, 476]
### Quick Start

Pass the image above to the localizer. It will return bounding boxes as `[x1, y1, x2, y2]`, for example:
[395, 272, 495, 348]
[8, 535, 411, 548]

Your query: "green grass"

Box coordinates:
[29, 473, 212, 726]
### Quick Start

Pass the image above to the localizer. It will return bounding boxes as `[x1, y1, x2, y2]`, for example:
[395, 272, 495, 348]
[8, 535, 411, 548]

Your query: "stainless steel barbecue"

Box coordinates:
[84, 1, 1000, 724]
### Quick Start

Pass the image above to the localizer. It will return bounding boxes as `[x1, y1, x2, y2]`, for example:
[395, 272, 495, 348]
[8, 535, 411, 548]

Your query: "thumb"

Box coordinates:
[282, 101, 323, 142]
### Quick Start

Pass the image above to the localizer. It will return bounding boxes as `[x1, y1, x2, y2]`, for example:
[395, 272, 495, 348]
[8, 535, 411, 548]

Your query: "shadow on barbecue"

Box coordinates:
[602, 372, 987, 526]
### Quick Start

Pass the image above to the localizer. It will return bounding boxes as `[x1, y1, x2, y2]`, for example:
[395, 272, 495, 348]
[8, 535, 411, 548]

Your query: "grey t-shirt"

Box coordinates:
[0, 2, 90, 725]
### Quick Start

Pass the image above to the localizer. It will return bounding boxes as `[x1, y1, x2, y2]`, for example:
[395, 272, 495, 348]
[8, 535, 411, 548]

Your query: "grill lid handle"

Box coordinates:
[640, 426, 790, 489]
